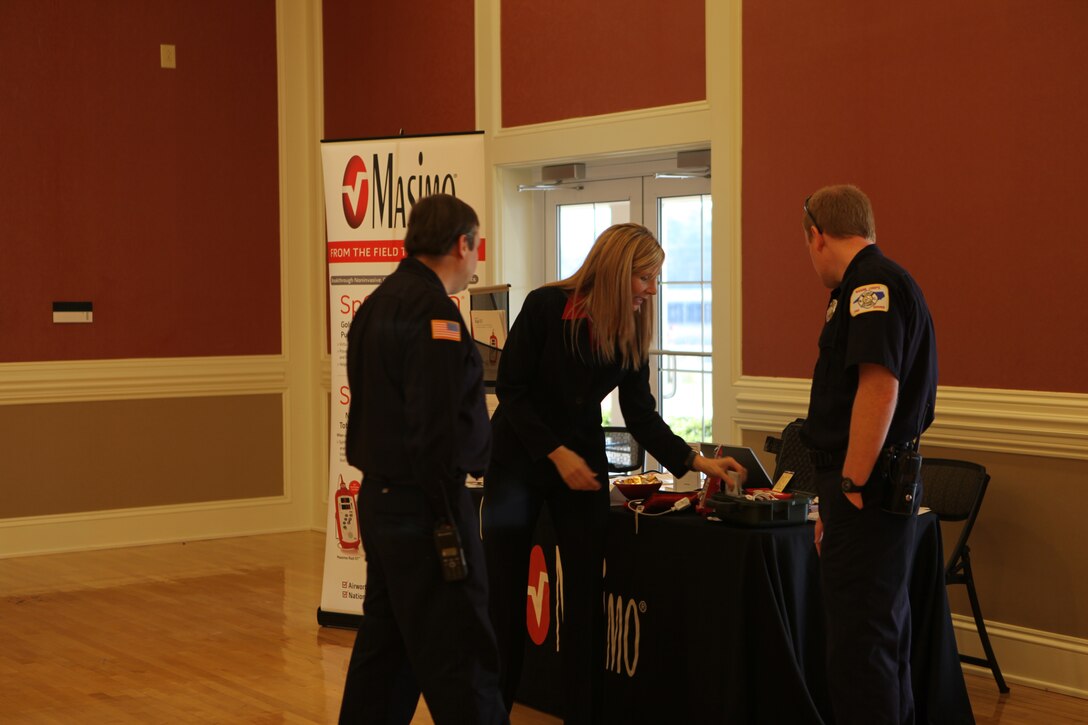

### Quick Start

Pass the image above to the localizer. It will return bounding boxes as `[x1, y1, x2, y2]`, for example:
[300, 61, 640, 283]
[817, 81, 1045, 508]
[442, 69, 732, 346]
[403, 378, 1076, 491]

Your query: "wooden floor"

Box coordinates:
[0, 531, 1082, 724]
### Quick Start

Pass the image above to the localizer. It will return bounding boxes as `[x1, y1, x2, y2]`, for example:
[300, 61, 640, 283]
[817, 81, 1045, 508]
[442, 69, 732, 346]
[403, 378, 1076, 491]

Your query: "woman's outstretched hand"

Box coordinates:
[693, 455, 748, 492]
[547, 446, 602, 491]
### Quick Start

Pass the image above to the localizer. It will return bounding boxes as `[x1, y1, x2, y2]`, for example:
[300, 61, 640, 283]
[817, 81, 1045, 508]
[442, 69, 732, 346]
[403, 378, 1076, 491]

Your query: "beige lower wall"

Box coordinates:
[741, 428, 1088, 641]
[926, 446, 1088, 640]
[0, 395, 284, 518]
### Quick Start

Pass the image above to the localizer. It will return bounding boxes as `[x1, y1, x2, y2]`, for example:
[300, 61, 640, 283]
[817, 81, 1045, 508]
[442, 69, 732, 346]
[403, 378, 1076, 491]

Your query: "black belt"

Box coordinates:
[364, 473, 467, 486]
[362, 473, 417, 487]
[809, 442, 916, 469]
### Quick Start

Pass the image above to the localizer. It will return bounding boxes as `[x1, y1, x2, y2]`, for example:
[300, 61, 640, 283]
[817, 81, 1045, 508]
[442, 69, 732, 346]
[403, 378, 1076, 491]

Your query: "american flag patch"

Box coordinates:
[431, 319, 461, 341]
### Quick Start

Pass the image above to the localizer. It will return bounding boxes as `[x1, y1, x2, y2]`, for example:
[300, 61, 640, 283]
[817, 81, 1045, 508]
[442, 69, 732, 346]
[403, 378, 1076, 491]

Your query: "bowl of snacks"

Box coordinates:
[612, 472, 663, 501]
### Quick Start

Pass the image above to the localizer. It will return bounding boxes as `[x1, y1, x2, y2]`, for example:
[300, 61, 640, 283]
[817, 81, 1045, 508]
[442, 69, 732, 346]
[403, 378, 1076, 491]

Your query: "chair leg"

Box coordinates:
[961, 550, 1010, 693]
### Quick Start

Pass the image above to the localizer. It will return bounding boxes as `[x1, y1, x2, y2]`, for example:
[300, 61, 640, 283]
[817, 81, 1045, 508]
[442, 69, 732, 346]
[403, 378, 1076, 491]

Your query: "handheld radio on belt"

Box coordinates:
[880, 406, 927, 517]
[434, 486, 469, 582]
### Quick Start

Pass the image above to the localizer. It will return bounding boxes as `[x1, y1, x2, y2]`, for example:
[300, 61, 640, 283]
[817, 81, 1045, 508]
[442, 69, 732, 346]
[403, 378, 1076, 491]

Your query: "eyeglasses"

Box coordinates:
[803, 195, 823, 235]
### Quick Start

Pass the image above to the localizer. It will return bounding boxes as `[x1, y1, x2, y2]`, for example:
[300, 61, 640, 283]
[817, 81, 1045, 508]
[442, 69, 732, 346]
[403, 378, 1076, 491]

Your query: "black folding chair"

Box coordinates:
[921, 458, 1009, 693]
[603, 427, 645, 474]
[763, 417, 818, 497]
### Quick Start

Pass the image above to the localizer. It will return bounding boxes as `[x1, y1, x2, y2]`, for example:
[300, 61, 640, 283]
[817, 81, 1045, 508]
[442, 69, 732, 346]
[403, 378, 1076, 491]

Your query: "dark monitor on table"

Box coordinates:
[699, 443, 775, 490]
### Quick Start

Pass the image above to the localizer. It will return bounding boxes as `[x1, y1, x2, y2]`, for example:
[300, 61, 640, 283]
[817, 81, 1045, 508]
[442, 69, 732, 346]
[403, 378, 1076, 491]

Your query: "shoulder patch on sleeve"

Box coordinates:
[431, 319, 462, 341]
[849, 284, 890, 316]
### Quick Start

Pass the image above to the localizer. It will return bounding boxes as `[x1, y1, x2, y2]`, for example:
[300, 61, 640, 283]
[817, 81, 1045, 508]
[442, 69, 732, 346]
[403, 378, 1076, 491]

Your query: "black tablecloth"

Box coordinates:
[511, 504, 973, 724]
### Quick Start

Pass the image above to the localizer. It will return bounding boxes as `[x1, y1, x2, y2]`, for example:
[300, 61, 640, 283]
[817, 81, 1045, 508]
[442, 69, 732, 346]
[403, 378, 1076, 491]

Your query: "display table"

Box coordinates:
[511, 505, 973, 724]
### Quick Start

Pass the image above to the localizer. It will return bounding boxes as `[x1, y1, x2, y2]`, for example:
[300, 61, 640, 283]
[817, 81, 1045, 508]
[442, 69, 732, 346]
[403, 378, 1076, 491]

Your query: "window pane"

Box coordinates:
[655, 193, 711, 445]
[657, 194, 712, 355]
[702, 197, 713, 278]
[659, 282, 704, 353]
[659, 355, 713, 443]
[702, 283, 712, 349]
[557, 201, 629, 279]
[661, 196, 708, 283]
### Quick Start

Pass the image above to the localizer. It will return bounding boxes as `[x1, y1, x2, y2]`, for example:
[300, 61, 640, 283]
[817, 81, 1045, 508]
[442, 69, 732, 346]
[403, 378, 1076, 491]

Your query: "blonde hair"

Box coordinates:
[547, 223, 664, 369]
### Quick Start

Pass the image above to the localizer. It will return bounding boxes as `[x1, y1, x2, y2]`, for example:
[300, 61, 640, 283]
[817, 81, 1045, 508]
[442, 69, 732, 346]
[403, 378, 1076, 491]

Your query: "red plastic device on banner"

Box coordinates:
[334, 474, 361, 550]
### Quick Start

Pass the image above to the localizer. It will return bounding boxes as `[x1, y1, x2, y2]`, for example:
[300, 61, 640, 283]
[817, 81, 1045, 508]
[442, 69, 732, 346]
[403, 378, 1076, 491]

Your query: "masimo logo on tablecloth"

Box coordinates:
[341, 155, 369, 229]
[523, 546, 643, 676]
[526, 545, 552, 645]
[605, 587, 643, 677]
[603, 558, 644, 678]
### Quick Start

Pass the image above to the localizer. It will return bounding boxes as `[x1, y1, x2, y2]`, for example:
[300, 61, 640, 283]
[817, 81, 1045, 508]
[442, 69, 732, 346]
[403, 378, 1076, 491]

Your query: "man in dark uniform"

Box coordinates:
[338, 194, 509, 725]
[800, 185, 938, 725]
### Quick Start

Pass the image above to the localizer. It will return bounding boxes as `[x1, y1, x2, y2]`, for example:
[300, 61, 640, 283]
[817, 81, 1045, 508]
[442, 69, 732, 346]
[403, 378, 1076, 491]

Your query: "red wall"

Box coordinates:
[322, 0, 704, 135]
[742, 0, 1088, 393]
[0, 0, 282, 362]
[322, 1, 476, 140]
[501, 0, 705, 127]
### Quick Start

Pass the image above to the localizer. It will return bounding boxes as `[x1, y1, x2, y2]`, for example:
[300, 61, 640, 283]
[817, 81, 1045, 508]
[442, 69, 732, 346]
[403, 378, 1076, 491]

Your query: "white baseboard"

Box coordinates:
[953, 615, 1088, 699]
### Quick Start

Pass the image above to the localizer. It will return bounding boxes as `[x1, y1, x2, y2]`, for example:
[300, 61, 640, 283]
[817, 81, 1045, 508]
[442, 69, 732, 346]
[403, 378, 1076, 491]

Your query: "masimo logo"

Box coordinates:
[525, 545, 565, 650]
[526, 545, 551, 645]
[603, 558, 644, 677]
[341, 155, 369, 228]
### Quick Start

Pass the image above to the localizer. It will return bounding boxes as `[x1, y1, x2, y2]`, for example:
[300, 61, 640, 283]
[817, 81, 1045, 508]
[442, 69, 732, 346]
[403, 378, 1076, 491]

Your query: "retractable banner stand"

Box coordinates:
[317, 132, 487, 626]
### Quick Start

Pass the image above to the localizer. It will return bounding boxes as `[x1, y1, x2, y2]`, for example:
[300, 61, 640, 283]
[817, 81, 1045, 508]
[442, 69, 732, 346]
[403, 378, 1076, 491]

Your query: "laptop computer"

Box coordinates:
[699, 443, 776, 490]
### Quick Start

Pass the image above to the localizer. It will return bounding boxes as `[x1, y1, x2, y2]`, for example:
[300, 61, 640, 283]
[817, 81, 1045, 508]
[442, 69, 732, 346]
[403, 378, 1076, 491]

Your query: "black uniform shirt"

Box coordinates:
[344, 257, 490, 489]
[802, 245, 938, 453]
[490, 286, 693, 477]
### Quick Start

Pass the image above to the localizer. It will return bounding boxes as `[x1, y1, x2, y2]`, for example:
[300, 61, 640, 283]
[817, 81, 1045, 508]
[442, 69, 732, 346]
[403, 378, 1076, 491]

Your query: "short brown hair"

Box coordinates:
[804, 184, 876, 241]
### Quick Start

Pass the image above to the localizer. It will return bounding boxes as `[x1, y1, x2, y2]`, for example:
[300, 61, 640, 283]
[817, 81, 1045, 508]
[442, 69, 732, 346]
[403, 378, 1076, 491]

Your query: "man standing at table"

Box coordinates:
[338, 194, 508, 725]
[800, 184, 937, 725]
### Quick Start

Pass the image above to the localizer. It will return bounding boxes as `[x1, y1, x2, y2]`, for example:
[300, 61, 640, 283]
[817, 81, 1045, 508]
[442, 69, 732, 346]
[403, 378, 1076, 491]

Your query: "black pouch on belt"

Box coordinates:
[881, 446, 923, 516]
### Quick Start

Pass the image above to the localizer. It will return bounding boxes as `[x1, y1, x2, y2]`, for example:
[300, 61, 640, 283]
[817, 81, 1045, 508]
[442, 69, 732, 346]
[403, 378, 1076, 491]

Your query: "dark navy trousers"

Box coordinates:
[817, 468, 919, 725]
[339, 481, 508, 725]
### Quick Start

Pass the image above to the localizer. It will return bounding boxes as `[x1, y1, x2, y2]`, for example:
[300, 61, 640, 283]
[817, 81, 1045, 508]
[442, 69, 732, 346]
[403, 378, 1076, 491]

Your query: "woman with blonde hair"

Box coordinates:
[482, 223, 744, 723]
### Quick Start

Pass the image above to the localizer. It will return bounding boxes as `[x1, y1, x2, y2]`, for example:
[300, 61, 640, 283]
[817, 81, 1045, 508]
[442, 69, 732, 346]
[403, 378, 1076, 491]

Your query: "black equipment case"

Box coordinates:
[706, 491, 811, 527]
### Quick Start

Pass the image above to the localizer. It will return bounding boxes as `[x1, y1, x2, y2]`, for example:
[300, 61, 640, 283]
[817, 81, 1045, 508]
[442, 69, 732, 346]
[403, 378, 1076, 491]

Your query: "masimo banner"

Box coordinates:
[317, 132, 487, 625]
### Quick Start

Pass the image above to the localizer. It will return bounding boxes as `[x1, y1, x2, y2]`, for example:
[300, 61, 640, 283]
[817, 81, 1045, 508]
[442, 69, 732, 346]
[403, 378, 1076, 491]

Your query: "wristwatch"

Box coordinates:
[841, 477, 865, 494]
[684, 447, 699, 470]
